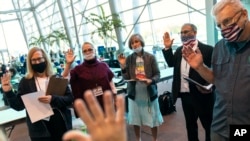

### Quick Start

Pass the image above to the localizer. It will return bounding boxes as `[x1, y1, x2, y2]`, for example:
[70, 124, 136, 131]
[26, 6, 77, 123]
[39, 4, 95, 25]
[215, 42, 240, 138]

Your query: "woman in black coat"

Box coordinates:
[1, 47, 73, 141]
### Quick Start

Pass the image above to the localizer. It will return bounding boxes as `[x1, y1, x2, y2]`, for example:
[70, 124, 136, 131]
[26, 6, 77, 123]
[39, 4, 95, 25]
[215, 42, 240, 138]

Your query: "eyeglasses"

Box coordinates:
[216, 10, 242, 30]
[179, 30, 193, 35]
[83, 48, 93, 54]
[31, 57, 44, 63]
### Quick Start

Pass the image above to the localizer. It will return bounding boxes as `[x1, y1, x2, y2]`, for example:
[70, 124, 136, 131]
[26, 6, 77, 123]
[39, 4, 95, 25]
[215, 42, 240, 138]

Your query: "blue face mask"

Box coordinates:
[132, 46, 142, 53]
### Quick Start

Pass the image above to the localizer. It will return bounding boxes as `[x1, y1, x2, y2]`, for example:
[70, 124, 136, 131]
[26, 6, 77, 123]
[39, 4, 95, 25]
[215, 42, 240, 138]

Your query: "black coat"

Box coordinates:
[162, 41, 213, 104]
[4, 76, 73, 138]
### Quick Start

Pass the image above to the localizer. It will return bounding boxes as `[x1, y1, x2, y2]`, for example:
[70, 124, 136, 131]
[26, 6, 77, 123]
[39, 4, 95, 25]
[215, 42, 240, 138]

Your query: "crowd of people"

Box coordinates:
[1, 0, 250, 141]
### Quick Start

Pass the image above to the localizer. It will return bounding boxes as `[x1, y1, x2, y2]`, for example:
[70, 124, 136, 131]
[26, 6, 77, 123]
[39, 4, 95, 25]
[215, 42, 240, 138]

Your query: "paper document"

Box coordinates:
[182, 74, 213, 90]
[124, 79, 146, 82]
[124, 79, 136, 82]
[21, 91, 54, 123]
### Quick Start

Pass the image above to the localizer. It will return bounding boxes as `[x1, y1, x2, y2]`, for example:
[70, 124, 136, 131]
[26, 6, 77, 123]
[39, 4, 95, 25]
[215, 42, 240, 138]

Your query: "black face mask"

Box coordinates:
[31, 62, 46, 73]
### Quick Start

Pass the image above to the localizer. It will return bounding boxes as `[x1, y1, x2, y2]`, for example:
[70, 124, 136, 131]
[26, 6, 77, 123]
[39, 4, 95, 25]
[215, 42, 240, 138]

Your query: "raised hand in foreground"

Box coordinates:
[62, 90, 127, 141]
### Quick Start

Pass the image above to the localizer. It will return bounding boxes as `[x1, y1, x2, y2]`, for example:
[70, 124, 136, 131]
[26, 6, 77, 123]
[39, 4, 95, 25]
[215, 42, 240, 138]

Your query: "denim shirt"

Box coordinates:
[211, 39, 250, 138]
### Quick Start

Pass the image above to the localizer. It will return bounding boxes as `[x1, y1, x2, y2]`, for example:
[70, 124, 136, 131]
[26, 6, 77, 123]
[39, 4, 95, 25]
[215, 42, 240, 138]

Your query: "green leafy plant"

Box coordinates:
[85, 5, 125, 47]
[47, 29, 69, 47]
[28, 35, 49, 47]
[28, 29, 69, 52]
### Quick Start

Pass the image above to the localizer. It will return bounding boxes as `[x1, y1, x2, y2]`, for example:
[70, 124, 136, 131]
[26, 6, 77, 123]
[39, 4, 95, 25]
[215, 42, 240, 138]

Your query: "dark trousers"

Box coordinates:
[180, 92, 214, 141]
[31, 109, 67, 141]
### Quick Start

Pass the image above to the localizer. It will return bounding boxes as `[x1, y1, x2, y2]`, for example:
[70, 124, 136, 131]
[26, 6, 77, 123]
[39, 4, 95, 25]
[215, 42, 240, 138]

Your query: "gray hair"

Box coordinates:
[211, 0, 244, 18]
[128, 33, 145, 49]
[182, 23, 197, 32]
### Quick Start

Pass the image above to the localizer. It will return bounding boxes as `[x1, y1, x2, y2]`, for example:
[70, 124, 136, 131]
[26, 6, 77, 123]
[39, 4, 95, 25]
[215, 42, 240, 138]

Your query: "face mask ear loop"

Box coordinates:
[243, 19, 248, 28]
[239, 9, 248, 29]
[236, 19, 248, 42]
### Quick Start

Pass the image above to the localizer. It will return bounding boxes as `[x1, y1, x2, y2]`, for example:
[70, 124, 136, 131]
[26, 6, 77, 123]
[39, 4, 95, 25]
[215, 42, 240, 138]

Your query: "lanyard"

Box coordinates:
[35, 77, 48, 91]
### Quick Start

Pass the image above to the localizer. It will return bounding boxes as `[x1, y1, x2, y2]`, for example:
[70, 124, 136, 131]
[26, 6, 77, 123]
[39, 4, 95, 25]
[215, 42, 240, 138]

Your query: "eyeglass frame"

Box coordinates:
[216, 10, 242, 30]
[30, 57, 45, 64]
[82, 48, 94, 54]
[179, 30, 194, 35]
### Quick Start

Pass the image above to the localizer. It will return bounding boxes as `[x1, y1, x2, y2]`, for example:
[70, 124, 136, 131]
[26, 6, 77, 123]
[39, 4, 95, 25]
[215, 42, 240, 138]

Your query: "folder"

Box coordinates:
[46, 76, 68, 96]
[182, 74, 213, 90]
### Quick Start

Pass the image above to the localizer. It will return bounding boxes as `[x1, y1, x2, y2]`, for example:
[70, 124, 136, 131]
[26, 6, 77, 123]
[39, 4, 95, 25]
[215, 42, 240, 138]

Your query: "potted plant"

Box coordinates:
[28, 29, 69, 54]
[28, 35, 49, 50]
[85, 5, 125, 48]
[47, 29, 69, 47]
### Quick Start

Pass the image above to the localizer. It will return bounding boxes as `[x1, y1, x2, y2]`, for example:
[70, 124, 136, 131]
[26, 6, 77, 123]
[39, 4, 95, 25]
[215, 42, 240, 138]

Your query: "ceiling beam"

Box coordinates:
[0, 0, 47, 14]
[0, 18, 18, 23]
[0, 8, 31, 14]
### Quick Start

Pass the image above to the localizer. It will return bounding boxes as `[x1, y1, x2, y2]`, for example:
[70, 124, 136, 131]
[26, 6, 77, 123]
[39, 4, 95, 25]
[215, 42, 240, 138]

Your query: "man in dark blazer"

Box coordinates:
[162, 23, 214, 141]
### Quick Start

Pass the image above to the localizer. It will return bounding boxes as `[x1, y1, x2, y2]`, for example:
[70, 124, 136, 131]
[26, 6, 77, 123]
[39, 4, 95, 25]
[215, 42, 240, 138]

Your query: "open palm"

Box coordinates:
[65, 49, 76, 64]
[118, 54, 126, 67]
[1, 73, 12, 92]
[63, 91, 126, 141]
[163, 32, 174, 48]
[182, 46, 204, 70]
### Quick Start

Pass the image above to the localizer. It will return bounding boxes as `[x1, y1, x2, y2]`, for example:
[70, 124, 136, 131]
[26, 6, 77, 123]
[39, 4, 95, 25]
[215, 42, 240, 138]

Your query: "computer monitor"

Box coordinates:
[111, 46, 116, 51]
[97, 46, 105, 56]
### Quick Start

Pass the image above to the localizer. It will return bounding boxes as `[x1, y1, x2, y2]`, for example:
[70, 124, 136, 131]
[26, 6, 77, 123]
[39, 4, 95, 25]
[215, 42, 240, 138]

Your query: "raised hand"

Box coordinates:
[1, 73, 12, 92]
[65, 48, 76, 64]
[182, 46, 204, 70]
[163, 32, 174, 49]
[117, 53, 126, 68]
[62, 90, 127, 141]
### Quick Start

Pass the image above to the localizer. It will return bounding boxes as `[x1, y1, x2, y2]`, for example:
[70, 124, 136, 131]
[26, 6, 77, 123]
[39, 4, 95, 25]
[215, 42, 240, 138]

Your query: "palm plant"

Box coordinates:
[85, 5, 125, 48]
[47, 30, 69, 47]
[28, 29, 69, 52]
[28, 35, 49, 48]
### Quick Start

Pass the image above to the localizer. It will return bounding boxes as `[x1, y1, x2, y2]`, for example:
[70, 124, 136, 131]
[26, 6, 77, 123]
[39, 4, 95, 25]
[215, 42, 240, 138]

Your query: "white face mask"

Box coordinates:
[84, 53, 95, 60]
[132, 46, 142, 53]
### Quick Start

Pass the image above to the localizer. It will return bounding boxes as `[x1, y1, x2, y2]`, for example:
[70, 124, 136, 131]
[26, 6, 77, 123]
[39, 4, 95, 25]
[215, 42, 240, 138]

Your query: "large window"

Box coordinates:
[0, 0, 212, 110]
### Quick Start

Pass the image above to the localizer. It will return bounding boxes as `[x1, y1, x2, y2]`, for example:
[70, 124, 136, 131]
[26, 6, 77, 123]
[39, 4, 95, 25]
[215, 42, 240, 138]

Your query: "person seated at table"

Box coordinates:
[63, 90, 127, 141]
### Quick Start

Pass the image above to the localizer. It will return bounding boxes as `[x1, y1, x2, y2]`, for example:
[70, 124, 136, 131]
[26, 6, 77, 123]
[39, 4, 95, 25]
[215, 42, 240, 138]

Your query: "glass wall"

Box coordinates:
[0, 0, 211, 63]
[2, 0, 250, 119]
[5, 0, 250, 63]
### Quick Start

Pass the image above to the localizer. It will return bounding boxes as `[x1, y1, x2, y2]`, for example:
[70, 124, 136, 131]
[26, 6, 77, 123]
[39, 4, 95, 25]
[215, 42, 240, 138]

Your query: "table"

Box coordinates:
[0, 108, 87, 138]
[110, 68, 121, 73]
[0, 108, 26, 137]
[159, 68, 173, 81]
